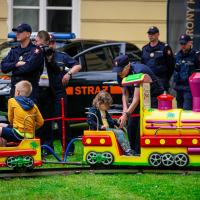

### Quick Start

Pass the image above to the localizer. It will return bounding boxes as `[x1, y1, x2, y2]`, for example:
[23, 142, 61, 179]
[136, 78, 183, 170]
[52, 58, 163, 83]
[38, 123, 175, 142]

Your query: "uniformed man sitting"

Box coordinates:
[1, 23, 43, 102]
[141, 26, 175, 92]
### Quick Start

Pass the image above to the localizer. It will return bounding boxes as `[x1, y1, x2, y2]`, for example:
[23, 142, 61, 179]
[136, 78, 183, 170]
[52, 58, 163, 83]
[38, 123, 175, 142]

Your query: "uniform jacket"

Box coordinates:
[117, 63, 164, 106]
[141, 41, 175, 81]
[8, 96, 44, 138]
[87, 107, 118, 130]
[1, 42, 43, 98]
[46, 50, 79, 99]
[173, 48, 200, 91]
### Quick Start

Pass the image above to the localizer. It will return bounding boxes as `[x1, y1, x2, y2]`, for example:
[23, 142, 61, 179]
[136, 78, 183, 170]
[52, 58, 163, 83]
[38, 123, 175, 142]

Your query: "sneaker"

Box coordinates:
[68, 152, 74, 156]
[124, 150, 134, 156]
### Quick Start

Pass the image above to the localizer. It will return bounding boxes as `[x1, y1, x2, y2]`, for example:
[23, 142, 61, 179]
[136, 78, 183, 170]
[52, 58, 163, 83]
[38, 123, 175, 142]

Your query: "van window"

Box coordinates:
[84, 47, 113, 71]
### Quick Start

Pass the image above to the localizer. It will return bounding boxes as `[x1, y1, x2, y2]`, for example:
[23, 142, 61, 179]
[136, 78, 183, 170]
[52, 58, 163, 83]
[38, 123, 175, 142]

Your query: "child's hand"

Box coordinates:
[101, 125, 107, 130]
[114, 125, 119, 129]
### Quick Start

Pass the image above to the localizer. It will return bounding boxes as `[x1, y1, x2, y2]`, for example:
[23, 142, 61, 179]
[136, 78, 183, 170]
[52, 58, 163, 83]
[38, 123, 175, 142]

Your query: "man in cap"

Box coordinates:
[141, 26, 175, 91]
[1, 23, 43, 102]
[113, 55, 164, 155]
[173, 34, 200, 110]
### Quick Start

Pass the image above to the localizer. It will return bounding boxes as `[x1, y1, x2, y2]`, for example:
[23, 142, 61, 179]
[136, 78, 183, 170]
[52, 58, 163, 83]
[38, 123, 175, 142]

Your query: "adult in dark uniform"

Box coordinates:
[113, 55, 164, 155]
[1, 23, 43, 102]
[35, 31, 81, 153]
[173, 34, 200, 110]
[141, 26, 175, 91]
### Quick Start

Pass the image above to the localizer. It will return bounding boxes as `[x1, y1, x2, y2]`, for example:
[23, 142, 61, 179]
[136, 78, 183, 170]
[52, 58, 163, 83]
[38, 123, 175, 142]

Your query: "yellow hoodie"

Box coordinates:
[8, 98, 44, 138]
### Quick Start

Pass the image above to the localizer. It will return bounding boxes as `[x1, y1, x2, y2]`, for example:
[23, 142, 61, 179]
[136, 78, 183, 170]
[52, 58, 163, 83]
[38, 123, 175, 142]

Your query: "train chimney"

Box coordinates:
[157, 92, 174, 110]
[189, 72, 200, 112]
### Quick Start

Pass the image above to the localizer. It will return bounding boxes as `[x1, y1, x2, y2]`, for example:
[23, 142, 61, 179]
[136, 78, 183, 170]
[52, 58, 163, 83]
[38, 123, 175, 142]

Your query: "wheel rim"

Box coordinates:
[101, 152, 113, 165]
[6, 157, 17, 168]
[174, 153, 188, 167]
[86, 152, 98, 165]
[161, 153, 174, 167]
[23, 156, 34, 168]
[149, 153, 162, 167]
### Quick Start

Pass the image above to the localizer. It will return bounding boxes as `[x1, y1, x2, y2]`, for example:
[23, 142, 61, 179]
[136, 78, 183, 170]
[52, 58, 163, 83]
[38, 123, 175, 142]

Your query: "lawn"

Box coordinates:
[0, 173, 200, 200]
[0, 140, 200, 200]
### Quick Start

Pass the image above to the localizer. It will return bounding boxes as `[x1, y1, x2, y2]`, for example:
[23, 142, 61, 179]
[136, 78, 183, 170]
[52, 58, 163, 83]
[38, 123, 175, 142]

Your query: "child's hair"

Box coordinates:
[93, 91, 113, 108]
[37, 30, 50, 44]
[15, 81, 32, 97]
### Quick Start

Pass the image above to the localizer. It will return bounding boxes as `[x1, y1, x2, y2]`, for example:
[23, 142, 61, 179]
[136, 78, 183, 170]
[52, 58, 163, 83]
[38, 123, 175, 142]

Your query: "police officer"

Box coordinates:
[141, 26, 175, 91]
[35, 31, 81, 154]
[1, 23, 43, 101]
[173, 34, 200, 110]
[113, 55, 164, 155]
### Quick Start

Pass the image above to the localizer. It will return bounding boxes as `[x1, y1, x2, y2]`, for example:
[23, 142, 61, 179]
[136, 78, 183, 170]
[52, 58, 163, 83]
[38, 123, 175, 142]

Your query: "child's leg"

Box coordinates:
[0, 123, 9, 128]
[0, 137, 7, 147]
[0, 127, 7, 146]
[112, 129, 131, 152]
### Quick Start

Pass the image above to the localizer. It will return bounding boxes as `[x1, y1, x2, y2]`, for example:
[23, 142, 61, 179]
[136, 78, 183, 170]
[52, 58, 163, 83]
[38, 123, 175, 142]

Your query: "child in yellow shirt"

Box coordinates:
[0, 80, 44, 146]
[87, 91, 133, 156]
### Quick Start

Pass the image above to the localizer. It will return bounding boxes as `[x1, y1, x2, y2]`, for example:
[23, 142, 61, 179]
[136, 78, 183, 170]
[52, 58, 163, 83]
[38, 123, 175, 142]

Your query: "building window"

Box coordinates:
[9, 0, 80, 35]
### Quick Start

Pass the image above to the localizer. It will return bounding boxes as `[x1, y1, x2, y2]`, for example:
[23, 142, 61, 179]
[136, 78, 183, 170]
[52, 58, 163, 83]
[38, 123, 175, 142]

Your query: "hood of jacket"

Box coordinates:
[15, 96, 34, 110]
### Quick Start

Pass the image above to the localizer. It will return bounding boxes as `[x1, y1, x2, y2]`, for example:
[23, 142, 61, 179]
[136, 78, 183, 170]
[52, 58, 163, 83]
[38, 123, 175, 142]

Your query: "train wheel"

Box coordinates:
[101, 152, 114, 166]
[174, 153, 189, 167]
[148, 153, 162, 167]
[6, 157, 17, 168]
[23, 156, 34, 168]
[161, 153, 174, 167]
[86, 151, 98, 165]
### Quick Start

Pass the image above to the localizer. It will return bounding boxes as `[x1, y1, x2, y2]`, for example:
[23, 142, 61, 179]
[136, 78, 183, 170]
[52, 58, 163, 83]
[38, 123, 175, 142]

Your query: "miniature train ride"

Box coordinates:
[82, 72, 200, 168]
[0, 72, 200, 170]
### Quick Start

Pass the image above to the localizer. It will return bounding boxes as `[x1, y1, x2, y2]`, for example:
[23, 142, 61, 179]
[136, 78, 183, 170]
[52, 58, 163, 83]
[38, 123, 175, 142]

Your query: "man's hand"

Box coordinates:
[46, 55, 53, 62]
[16, 61, 26, 67]
[62, 73, 71, 86]
[118, 113, 128, 128]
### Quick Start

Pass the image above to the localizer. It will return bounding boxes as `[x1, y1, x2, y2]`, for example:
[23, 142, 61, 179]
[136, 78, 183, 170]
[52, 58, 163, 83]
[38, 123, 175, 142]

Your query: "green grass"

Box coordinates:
[0, 173, 200, 200]
[0, 140, 200, 199]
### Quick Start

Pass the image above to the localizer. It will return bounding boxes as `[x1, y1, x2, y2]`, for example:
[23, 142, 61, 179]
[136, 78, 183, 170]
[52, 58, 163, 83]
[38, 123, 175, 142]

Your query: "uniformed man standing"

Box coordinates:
[173, 34, 200, 110]
[141, 26, 175, 91]
[35, 31, 81, 154]
[1, 23, 43, 101]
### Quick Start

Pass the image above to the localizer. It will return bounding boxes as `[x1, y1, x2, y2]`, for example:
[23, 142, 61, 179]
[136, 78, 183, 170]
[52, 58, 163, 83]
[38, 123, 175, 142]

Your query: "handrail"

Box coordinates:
[85, 112, 99, 131]
[154, 126, 200, 135]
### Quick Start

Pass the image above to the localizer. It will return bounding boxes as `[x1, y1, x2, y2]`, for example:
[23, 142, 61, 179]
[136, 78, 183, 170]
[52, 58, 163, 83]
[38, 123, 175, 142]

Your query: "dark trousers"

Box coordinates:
[36, 87, 74, 152]
[127, 106, 140, 154]
[127, 96, 159, 154]
[176, 90, 192, 110]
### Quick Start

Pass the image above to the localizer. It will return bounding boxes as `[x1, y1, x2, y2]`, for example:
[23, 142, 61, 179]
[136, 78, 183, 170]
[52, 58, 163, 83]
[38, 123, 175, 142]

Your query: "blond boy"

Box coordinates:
[0, 81, 44, 146]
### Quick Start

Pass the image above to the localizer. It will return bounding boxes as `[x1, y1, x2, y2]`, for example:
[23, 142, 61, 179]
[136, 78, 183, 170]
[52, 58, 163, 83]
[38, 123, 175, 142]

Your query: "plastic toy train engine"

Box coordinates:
[82, 72, 200, 168]
[0, 139, 42, 170]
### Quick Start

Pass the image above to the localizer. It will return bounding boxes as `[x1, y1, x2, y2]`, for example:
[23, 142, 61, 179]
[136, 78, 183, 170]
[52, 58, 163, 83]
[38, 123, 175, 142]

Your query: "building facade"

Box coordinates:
[0, 0, 167, 48]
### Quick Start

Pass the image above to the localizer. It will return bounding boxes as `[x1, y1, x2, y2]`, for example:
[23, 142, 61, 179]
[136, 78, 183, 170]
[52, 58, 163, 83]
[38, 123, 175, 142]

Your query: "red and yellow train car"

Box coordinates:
[0, 139, 42, 169]
[82, 73, 200, 168]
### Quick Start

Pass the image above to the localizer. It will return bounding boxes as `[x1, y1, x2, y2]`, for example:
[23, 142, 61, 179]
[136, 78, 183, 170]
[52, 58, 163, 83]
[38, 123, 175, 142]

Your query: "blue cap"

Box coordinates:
[147, 26, 159, 34]
[12, 23, 32, 33]
[179, 34, 192, 45]
[112, 55, 129, 73]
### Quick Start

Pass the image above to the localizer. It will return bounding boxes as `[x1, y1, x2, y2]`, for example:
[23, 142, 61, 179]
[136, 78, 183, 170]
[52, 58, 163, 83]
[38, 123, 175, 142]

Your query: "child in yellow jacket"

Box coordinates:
[0, 80, 44, 146]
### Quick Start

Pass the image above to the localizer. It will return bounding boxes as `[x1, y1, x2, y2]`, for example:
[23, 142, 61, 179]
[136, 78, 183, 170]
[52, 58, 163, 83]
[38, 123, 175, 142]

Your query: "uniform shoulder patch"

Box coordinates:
[167, 49, 172, 55]
[34, 48, 41, 54]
